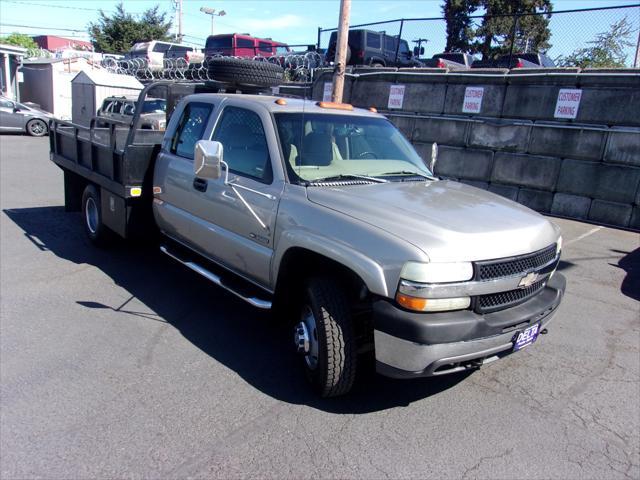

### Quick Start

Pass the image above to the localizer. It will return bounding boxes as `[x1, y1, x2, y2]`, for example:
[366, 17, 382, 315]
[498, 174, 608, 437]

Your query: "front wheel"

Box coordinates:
[81, 184, 112, 246]
[26, 118, 48, 137]
[294, 277, 357, 397]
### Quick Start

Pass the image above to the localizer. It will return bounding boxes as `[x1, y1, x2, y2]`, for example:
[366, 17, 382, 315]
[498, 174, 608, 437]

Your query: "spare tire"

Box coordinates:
[207, 57, 284, 87]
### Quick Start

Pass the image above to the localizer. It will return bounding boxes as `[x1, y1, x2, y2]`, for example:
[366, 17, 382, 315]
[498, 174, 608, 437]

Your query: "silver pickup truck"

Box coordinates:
[50, 81, 565, 397]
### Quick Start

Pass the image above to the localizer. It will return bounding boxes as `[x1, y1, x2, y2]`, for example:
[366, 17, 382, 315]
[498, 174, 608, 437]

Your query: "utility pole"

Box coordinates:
[178, 0, 183, 43]
[331, 0, 351, 103]
[634, 27, 640, 68]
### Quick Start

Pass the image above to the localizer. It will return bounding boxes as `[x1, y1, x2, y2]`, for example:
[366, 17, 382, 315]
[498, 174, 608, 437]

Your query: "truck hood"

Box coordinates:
[306, 180, 559, 262]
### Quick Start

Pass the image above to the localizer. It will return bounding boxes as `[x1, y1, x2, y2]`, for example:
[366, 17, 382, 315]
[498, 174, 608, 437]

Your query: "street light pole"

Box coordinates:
[200, 7, 226, 36]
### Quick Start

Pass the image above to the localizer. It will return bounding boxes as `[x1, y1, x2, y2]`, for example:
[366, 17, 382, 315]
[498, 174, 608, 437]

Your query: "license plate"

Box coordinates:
[513, 323, 540, 351]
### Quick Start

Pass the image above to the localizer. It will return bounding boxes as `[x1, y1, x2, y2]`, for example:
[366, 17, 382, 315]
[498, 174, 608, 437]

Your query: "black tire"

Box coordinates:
[81, 184, 111, 246]
[371, 61, 385, 68]
[298, 277, 357, 397]
[207, 57, 284, 87]
[26, 118, 48, 137]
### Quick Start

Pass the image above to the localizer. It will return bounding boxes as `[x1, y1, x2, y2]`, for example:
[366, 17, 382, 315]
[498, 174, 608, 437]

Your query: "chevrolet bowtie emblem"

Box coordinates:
[518, 272, 539, 288]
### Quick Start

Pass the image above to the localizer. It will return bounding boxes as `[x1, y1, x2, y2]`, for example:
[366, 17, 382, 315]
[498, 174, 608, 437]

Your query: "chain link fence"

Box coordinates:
[317, 4, 640, 68]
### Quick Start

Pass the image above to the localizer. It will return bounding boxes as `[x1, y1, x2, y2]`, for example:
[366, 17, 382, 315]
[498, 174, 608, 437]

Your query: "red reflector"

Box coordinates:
[437, 59, 446, 68]
[515, 60, 523, 68]
[356, 50, 364, 58]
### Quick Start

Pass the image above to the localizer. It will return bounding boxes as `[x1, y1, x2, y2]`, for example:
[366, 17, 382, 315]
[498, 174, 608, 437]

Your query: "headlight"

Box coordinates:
[400, 261, 473, 283]
[396, 261, 473, 312]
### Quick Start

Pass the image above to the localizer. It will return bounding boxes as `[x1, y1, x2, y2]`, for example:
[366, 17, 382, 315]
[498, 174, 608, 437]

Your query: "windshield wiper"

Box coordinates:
[308, 174, 388, 184]
[379, 170, 435, 180]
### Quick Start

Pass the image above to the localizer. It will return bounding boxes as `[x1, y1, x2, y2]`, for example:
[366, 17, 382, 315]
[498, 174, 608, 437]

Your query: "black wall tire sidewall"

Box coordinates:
[81, 185, 110, 246]
[207, 57, 284, 87]
[26, 119, 48, 137]
[302, 277, 357, 397]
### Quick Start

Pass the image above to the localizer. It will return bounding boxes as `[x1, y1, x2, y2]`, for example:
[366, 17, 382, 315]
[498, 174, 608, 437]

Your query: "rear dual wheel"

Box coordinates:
[81, 184, 112, 246]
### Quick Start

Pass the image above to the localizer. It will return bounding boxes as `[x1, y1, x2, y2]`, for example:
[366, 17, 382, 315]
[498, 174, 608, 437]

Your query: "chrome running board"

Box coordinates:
[160, 245, 272, 309]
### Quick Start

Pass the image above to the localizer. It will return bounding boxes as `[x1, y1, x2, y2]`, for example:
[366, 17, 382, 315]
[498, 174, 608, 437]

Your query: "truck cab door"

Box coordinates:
[188, 103, 284, 288]
[153, 99, 284, 289]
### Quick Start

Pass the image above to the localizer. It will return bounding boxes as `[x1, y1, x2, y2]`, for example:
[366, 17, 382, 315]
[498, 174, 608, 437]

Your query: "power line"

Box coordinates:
[2, 0, 148, 15]
[0, 22, 86, 33]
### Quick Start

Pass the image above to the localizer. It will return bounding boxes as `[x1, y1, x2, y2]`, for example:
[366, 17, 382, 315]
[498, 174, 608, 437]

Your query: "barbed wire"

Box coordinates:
[99, 52, 326, 83]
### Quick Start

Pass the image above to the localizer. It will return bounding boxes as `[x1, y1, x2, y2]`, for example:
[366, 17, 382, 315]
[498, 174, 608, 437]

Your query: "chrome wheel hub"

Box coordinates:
[294, 305, 319, 370]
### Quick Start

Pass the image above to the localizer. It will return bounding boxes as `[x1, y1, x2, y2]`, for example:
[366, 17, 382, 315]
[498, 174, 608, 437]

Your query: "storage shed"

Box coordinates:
[71, 70, 143, 126]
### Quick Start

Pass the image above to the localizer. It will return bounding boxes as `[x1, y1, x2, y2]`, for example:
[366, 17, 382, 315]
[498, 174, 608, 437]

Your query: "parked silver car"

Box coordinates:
[0, 96, 52, 136]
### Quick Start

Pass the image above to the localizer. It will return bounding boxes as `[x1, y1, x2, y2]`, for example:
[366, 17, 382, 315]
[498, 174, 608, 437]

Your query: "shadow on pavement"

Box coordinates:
[4, 205, 471, 413]
[613, 248, 640, 302]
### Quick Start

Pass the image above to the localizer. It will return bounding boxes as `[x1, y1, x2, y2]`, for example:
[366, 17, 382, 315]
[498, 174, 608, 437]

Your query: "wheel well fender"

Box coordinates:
[272, 231, 388, 298]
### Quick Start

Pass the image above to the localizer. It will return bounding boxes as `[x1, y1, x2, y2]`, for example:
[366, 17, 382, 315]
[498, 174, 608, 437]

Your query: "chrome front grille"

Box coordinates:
[475, 244, 557, 281]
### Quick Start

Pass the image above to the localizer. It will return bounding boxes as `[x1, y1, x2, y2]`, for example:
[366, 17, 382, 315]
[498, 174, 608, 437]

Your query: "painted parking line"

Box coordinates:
[565, 226, 604, 246]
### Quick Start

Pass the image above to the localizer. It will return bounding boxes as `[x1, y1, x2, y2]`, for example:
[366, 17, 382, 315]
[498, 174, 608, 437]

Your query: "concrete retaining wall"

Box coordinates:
[311, 68, 640, 230]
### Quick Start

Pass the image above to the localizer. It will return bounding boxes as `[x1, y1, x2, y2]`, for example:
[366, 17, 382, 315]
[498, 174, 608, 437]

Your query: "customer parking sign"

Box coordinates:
[554, 89, 582, 119]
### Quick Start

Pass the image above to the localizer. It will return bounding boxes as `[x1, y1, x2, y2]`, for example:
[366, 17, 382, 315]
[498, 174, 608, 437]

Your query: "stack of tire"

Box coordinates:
[206, 57, 284, 88]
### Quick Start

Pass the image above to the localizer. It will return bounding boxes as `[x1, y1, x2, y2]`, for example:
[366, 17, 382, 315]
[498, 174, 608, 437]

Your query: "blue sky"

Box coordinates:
[1, 0, 638, 60]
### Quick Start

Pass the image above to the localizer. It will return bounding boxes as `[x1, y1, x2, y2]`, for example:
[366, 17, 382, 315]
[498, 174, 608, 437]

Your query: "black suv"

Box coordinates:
[326, 29, 422, 68]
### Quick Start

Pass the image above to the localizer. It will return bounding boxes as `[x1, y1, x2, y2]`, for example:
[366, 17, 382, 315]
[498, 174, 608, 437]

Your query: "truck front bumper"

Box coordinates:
[374, 273, 566, 378]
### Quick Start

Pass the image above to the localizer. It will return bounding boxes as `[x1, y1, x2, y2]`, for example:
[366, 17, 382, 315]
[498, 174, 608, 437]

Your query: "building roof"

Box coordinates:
[71, 69, 143, 89]
[22, 57, 91, 65]
[32, 35, 93, 51]
[0, 43, 28, 56]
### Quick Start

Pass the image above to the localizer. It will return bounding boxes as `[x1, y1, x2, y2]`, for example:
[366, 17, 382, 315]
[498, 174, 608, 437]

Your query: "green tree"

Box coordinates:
[442, 0, 480, 52]
[473, 0, 553, 59]
[0, 32, 44, 58]
[1, 32, 37, 50]
[88, 3, 173, 54]
[556, 17, 634, 68]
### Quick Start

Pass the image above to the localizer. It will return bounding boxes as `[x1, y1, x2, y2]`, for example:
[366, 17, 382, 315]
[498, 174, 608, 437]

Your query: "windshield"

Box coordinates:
[274, 113, 432, 183]
[141, 99, 167, 113]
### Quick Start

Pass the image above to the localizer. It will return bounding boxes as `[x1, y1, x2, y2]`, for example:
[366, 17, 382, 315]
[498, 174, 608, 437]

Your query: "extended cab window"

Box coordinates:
[213, 106, 272, 183]
[170, 102, 213, 159]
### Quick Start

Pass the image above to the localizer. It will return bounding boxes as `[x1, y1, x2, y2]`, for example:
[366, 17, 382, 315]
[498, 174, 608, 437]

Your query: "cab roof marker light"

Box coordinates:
[316, 101, 354, 111]
[275, 98, 287, 105]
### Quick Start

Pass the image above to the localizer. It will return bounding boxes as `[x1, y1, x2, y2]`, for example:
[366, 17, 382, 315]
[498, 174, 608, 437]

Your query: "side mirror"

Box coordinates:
[420, 47, 425, 55]
[194, 140, 223, 180]
[429, 142, 438, 174]
[13, 106, 20, 113]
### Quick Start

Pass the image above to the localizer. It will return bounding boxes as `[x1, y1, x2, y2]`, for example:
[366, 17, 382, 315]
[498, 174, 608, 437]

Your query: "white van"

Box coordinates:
[129, 41, 203, 71]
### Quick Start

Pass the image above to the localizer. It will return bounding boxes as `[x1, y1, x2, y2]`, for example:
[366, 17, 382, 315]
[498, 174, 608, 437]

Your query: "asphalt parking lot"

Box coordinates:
[1, 134, 638, 479]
